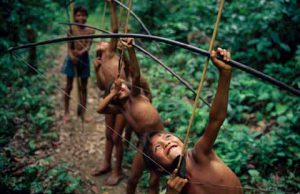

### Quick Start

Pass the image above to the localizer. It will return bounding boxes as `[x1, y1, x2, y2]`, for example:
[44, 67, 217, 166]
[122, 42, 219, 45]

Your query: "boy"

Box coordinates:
[143, 48, 243, 194]
[90, 0, 127, 186]
[62, 6, 94, 123]
[97, 38, 162, 194]
[91, 1, 152, 186]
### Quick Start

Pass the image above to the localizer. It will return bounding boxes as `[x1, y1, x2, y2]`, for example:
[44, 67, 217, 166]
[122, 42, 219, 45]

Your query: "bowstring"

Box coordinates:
[10, 52, 298, 194]
[178, 0, 225, 169]
[117, 0, 132, 78]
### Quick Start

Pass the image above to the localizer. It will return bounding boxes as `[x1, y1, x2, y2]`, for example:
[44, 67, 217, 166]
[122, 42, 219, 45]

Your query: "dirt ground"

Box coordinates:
[50, 47, 145, 194]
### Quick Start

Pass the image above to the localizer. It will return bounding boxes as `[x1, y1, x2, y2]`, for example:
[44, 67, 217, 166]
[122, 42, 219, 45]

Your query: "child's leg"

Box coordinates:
[105, 114, 126, 185]
[80, 77, 91, 122]
[126, 150, 145, 194]
[64, 76, 73, 122]
[124, 126, 133, 149]
[91, 114, 114, 176]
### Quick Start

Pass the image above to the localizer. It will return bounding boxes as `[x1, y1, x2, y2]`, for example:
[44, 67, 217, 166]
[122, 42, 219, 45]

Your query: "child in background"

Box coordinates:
[62, 6, 94, 123]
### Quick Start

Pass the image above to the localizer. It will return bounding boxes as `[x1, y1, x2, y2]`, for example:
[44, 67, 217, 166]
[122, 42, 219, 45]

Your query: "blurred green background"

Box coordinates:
[0, 0, 299, 193]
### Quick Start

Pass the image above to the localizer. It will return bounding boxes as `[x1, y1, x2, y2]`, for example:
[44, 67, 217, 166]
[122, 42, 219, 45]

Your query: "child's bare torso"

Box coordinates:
[184, 150, 243, 194]
[97, 53, 126, 90]
[121, 95, 164, 135]
[71, 26, 93, 51]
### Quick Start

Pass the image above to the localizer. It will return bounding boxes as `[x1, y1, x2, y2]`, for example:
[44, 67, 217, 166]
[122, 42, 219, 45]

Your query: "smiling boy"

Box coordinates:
[90, 1, 127, 186]
[143, 48, 243, 194]
[97, 38, 162, 194]
[62, 5, 94, 123]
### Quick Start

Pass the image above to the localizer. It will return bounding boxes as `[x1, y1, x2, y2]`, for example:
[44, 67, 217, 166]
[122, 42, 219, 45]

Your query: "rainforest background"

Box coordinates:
[0, 0, 299, 193]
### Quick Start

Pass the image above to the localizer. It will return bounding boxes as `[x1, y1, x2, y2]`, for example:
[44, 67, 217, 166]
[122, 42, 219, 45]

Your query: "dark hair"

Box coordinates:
[142, 131, 161, 171]
[143, 131, 183, 176]
[74, 6, 88, 17]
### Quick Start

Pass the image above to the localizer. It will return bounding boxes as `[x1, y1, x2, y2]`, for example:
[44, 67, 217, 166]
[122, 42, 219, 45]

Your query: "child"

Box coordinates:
[90, 0, 127, 186]
[143, 48, 243, 194]
[62, 6, 94, 123]
[97, 38, 162, 194]
[91, 1, 153, 187]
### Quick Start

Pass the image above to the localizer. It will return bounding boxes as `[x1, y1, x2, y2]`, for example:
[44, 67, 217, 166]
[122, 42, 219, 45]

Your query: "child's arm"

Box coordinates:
[97, 85, 120, 114]
[125, 38, 141, 96]
[122, 48, 152, 101]
[123, 50, 151, 100]
[98, 104, 121, 114]
[67, 30, 78, 64]
[140, 76, 152, 102]
[123, 53, 130, 78]
[77, 30, 95, 56]
[194, 48, 232, 157]
[109, 0, 118, 52]
[123, 51, 149, 99]
[74, 27, 95, 56]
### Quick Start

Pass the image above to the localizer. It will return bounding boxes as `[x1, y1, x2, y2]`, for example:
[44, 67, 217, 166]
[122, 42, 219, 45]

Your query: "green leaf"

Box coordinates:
[279, 43, 291, 52]
[248, 169, 260, 177]
[275, 104, 288, 115]
[28, 140, 36, 151]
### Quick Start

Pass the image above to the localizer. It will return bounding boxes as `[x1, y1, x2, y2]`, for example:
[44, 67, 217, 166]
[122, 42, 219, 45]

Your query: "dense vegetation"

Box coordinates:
[132, 0, 300, 193]
[1, 0, 299, 193]
[0, 1, 82, 193]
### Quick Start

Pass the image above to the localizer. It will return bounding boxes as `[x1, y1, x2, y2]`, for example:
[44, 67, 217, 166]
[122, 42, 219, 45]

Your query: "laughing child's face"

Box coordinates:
[150, 132, 184, 167]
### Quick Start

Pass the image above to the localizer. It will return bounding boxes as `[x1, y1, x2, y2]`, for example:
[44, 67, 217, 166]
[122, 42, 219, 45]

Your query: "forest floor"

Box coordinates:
[49, 47, 145, 194]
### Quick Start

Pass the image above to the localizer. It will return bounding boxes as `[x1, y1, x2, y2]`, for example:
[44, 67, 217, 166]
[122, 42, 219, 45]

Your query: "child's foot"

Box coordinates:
[104, 172, 123, 186]
[90, 164, 111, 176]
[63, 113, 71, 123]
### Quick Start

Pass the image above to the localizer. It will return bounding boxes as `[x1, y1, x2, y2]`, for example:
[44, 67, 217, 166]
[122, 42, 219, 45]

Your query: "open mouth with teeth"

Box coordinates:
[166, 145, 178, 156]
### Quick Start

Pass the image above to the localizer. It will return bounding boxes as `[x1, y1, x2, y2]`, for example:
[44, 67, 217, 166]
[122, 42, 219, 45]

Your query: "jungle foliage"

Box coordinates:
[1, 0, 299, 194]
[131, 0, 300, 193]
[0, 1, 82, 194]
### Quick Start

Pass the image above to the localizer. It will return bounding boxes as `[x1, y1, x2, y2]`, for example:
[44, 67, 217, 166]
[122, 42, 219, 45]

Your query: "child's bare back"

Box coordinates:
[94, 43, 126, 91]
[119, 95, 163, 135]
